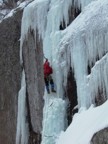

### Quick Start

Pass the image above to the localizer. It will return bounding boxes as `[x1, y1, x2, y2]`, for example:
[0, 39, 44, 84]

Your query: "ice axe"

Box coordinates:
[44, 55, 48, 61]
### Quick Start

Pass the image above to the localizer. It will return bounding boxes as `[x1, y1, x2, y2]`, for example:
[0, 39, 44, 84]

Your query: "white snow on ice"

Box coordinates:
[56, 101, 108, 144]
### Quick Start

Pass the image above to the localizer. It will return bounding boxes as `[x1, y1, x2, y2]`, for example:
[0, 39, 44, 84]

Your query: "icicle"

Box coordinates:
[77, 0, 96, 10]
[20, 0, 50, 45]
[88, 54, 108, 104]
[16, 70, 29, 144]
[58, 0, 108, 109]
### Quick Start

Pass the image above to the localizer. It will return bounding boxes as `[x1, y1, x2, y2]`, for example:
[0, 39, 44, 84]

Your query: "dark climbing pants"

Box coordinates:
[44, 75, 54, 91]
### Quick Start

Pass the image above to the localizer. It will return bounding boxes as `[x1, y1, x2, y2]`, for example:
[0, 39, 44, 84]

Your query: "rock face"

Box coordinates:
[0, 5, 44, 143]
[22, 29, 44, 142]
[0, 9, 22, 144]
[66, 67, 78, 125]
[91, 128, 108, 144]
[95, 89, 107, 106]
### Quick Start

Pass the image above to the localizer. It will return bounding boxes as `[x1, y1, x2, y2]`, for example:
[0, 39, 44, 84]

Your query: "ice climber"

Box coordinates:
[43, 59, 56, 94]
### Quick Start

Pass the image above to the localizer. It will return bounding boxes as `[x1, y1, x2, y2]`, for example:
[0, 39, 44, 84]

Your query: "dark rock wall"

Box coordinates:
[59, 6, 81, 30]
[0, 10, 22, 144]
[91, 128, 108, 144]
[0, 6, 44, 143]
[66, 67, 78, 125]
[64, 7, 81, 126]
[95, 89, 107, 106]
[22, 29, 44, 142]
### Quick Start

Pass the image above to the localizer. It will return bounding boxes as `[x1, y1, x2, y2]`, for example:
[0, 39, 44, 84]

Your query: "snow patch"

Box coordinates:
[56, 101, 108, 144]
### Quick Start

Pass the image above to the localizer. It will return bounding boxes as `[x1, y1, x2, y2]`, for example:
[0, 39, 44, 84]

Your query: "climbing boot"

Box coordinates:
[46, 86, 50, 94]
[51, 88, 56, 93]
[47, 89, 50, 94]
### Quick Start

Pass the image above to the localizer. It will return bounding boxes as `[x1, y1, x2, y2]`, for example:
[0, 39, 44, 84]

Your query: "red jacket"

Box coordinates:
[44, 61, 53, 77]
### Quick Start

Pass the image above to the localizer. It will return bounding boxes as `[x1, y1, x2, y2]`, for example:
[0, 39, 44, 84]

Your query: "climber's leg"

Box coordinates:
[49, 76, 56, 93]
[44, 77, 50, 94]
